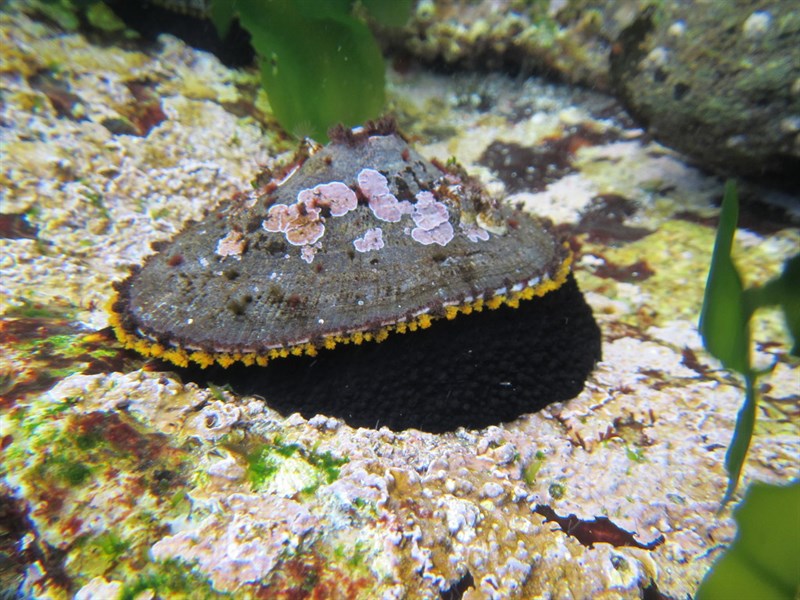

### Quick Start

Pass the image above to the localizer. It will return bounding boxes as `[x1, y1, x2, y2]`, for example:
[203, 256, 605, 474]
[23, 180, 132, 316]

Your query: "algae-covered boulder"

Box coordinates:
[610, 1, 800, 181]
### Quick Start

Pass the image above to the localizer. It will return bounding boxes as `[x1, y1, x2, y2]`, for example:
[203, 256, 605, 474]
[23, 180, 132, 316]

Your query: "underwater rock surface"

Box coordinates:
[109, 0, 800, 181]
[381, 0, 800, 181]
[0, 6, 798, 600]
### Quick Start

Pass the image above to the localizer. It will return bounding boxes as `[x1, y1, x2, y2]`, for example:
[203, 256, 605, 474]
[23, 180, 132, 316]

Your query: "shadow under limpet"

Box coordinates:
[176, 275, 600, 433]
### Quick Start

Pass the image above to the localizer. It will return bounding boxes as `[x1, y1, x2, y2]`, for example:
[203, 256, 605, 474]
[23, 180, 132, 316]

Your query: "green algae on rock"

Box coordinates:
[109, 119, 573, 370]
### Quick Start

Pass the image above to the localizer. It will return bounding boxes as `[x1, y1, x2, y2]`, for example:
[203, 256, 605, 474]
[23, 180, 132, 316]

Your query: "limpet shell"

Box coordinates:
[110, 120, 571, 369]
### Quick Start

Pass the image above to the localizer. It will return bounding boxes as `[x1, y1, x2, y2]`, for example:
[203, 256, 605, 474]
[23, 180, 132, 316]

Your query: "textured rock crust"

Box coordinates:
[1, 5, 798, 600]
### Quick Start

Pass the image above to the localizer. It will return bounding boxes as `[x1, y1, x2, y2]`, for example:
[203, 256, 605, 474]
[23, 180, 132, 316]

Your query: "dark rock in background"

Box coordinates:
[380, 0, 800, 183]
[609, 2, 799, 182]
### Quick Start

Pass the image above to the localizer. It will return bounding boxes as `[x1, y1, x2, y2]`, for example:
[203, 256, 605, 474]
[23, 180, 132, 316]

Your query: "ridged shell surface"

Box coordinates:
[111, 127, 570, 367]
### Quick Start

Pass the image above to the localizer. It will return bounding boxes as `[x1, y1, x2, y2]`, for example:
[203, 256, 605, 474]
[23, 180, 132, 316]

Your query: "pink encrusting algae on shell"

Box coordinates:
[357, 167, 414, 223]
[298, 181, 358, 217]
[262, 200, 325, 247]
[353, 227, 385, 252]
[215, 229, 247, 257]
[410, 191, 455, 246]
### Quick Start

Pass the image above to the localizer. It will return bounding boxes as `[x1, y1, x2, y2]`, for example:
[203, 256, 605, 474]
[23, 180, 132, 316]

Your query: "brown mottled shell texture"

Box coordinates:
[111, 121, 600, 431]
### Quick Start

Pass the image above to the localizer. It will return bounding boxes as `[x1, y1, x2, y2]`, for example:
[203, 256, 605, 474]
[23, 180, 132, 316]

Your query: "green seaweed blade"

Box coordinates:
[752, 254, 800, 357]
[698, 180, 755, 505]
[696, 482, 800, 600]
[208, 0, 237, 37]
[699, 180, 751, 375]
[699, 181, 800, 505]
[721, 374, 757, 505]
[777, 255, 800, 357]
[239, 0, 386, 142]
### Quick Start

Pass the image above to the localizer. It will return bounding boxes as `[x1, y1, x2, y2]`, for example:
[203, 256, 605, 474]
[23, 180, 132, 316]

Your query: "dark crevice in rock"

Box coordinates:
[440, 570, 475, 599]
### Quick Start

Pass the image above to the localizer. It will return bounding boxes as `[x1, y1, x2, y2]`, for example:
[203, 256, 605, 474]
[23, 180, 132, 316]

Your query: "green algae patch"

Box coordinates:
[548, 482, 566, 500]
[0, 315, 129, 403]
[3, 299, 76, 320]
[0, 401, 197, 593]
[70, 531, 137, 580]
[244, 443, 283, 489]
[523, 450, 547, 485]
[120, 558, 229, 600]
[236, 436, 349, 494]
[25, 0, 129, 34]
[92, 530, 131, 563]
[43, 453, 93, 486]
[333, 539, 372, 573]
[307, 445, 350, 485]
[3, 404, 193, 496]
[624, 444, 647, 465]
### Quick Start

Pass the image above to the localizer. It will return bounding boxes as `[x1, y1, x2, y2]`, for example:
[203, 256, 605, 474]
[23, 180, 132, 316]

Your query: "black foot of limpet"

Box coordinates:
[175, 275, 600, 433]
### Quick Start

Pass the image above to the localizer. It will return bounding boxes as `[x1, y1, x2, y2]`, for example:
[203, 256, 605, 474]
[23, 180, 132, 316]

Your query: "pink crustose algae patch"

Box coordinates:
[215, 230, 247, 257]
[263, 181, 358, 250]
[353, 227, 385, 252]
[357, 168, 412, 223]
[298, 181, 357, 217]
[411, 191, 454, 246]
[263, 203, 325, 246]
